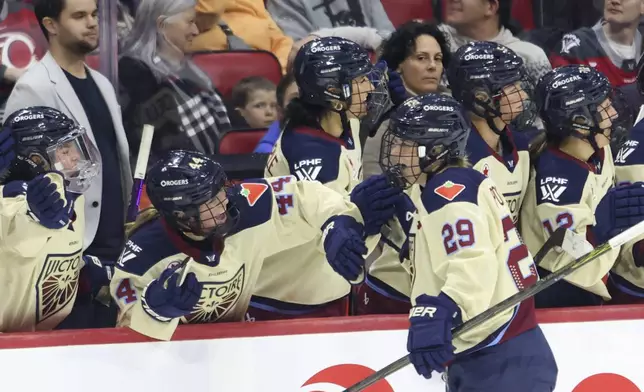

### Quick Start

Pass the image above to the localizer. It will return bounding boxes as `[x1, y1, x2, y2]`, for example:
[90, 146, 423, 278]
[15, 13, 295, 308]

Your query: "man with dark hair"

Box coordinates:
[4, 0, 132, 328]
[438, 0, 551, 83]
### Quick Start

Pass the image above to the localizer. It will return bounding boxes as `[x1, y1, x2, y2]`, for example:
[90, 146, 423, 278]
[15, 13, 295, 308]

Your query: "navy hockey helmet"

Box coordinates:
[447, 41, 537, 132]
[380, 93, 471, 188]
[146, 150, 240, 239]
[536, 64, 632, 151]
[2, 106, 100, 193]
[293, 36, 390, 124]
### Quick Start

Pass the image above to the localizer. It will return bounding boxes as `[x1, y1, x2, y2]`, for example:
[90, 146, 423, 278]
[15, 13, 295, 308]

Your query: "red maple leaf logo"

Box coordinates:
[239, 182, 268, 206]
[434, 181, 466, 201]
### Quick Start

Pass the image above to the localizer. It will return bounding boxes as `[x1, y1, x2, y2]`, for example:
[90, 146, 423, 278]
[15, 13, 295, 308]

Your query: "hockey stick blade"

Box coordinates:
[343, 219, 644, 392]
[126, 124, 155, 223]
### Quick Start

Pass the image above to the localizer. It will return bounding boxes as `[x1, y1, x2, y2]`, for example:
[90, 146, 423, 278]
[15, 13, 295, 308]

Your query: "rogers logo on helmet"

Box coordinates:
[423, 105, 454, 112]
[311, 45, 341, 53]
[464, 53, 494, 61]
[552, 75, 582, 89]
[14, 114, 44, 121]
[160, 179, 189, 187]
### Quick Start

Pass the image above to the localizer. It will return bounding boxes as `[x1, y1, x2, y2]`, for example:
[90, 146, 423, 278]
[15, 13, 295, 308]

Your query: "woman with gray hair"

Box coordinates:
[119, 0, 231, 164]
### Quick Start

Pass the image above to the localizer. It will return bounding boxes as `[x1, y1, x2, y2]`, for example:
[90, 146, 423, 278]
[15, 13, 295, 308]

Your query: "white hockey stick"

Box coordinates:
[343, 220, 644, 392]
[126, 125, 155, 222]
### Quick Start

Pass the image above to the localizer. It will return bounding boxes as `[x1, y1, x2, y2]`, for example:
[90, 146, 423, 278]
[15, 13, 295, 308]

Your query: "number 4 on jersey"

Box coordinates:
[115, 279, 137, 304]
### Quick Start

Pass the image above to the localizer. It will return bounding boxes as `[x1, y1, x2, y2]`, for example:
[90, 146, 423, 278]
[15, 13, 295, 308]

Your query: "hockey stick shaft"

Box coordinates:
[343, 220, 644, 392]
[126, 125, 155, 223]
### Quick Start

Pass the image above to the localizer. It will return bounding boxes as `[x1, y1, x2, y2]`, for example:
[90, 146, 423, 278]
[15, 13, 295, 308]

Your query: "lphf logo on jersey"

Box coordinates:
[615, 140, 639, 164]
[294, 158, 323, 181]
[35, 252, 82, 323]
[117, 240, 142, 268]
[482, 163, 490, 177]
[184, 265, 245, 323]
[540, 177, 568, 202]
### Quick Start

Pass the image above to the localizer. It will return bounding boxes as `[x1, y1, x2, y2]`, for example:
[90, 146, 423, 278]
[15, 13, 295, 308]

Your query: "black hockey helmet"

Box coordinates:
[2, 106, 100, 193]
[146, 150, 239, 239]
[293, 36, 390, 125]
[536, 64, 632, 151]
[380, 93, 471, 188]
[447, 41, 537, 132]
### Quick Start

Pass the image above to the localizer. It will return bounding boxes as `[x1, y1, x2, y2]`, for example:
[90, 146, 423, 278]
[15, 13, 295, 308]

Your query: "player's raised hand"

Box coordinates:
[0, 126, 15, 173]
[594, 182, 644, 244]
[141, 266, 203, 322]
[322, 215, 368, 282]
[407, 293, 461, 379]
[26, 173, 73, 229]
[350, 174, 404, 236]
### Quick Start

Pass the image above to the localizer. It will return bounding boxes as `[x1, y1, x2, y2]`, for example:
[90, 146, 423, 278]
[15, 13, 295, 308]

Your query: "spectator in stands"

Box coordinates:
[231, 76, 278, 129]
[550, 0, 644, 87]
[254, 72, 298, 153]
[4, 0, 133, 328]
[439, 0, 551, 82]
[189, 0, 293, 72]
[266, 0, 394, 42]
[362, 21, 450, 178]
[119, 0, 231, 162]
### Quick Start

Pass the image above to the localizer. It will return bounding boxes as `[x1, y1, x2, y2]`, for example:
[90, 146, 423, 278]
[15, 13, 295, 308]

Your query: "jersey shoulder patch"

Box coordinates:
[117, 218, 180, 276]
[281, 127, 342, 183]
[229, 178, 274, 236]
[614, 124, 644, 166]
[534, 148, 589, 206]
[421, 167, 486, 214]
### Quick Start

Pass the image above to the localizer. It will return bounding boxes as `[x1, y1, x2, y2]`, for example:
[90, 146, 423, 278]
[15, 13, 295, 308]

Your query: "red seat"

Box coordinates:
[512, 0, 535, 30]
[85, 55, 100, 70]
[192, 51, 282, 99]
[381, 0, 434, 27]
[218, 128, 268, 155]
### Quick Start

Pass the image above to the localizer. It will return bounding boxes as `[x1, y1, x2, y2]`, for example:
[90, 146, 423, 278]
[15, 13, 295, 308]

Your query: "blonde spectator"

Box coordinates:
[119, 0, 231, 163]
[189, 0, 293, 72]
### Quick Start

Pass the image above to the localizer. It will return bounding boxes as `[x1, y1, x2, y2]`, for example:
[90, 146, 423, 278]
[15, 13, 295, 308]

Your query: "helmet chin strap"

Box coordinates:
[473, 96, 505, 135]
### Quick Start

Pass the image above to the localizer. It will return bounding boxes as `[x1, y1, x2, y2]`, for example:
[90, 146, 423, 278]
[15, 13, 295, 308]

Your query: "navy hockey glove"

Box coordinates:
[82, 255, 115, 288]
[407, 293, 461, 379]
[0, 126, 15, 173]
[141, 267, 203, 322]
[350, 174, 403, 236]
[322, 215, 368, 282]
[594, 182, 644, 244]
[26, 173, 72, 229]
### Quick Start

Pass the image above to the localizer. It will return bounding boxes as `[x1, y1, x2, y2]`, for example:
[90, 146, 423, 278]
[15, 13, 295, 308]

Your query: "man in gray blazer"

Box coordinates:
[4, 0, 132, 317]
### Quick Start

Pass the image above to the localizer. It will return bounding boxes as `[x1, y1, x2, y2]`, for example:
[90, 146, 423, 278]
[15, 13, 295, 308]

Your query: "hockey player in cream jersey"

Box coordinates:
[609, 126, 644, 304]
[521, 65, 644, 308]
[111, 150, 369, 340]
[353, 93, 558, 390]
[0, 107, 102, 331]
[357, 41, 539, 316]
[257, 36, 393, 320]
